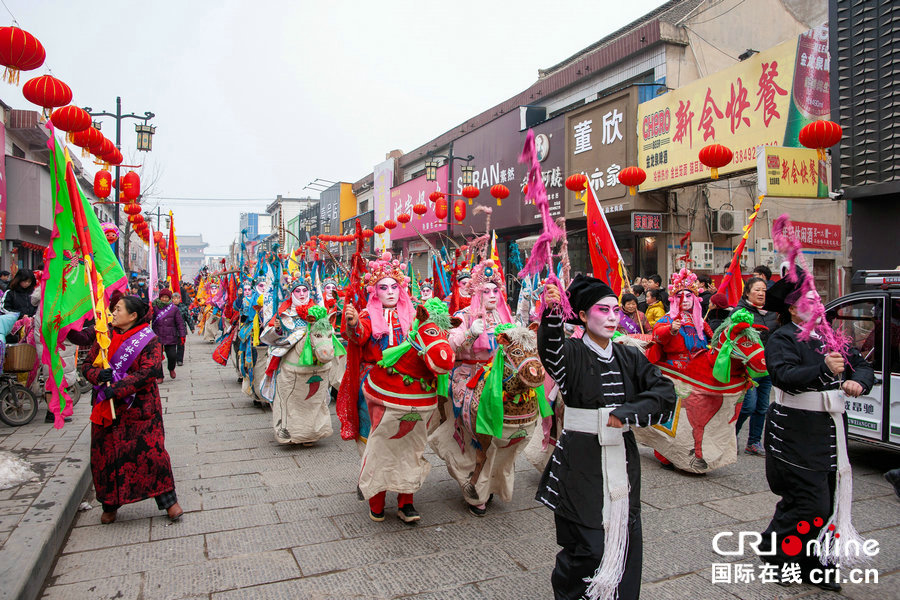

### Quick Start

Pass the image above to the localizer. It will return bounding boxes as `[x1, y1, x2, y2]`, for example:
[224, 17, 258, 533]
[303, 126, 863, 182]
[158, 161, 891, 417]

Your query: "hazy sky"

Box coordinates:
[1, 0, 668, 254]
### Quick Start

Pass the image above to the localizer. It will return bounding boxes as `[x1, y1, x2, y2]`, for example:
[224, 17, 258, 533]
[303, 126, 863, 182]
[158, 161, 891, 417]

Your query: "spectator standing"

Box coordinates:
[647, 274, 669, 311]
[697, 274, 714, 314]
[645, 288, 666, 327]
[752, 265, 774, 289]
[151, 288, 186, 380]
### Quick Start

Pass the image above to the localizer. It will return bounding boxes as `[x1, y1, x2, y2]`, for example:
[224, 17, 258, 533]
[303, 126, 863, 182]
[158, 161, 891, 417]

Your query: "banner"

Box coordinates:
[585, 184, 625, 296]
[389, 165, 448, 241]
[637, 25, 830, 191]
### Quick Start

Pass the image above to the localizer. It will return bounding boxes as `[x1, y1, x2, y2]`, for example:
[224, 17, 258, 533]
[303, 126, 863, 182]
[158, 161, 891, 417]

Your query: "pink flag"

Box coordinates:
[148, 222, 158, 302]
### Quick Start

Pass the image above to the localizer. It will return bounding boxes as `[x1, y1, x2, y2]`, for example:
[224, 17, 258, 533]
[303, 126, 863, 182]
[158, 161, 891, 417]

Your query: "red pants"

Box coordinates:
[368, 491, 414, 514]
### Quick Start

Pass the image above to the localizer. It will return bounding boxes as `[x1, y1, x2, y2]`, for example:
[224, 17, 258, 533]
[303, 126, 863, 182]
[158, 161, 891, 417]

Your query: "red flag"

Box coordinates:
[585, 185, 625, 296]
[167, 212, 182, 296]
[717, 238, 746, 307]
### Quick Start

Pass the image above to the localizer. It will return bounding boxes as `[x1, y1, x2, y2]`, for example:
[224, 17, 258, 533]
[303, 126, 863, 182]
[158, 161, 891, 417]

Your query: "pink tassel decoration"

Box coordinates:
[772, 214, 849, 355]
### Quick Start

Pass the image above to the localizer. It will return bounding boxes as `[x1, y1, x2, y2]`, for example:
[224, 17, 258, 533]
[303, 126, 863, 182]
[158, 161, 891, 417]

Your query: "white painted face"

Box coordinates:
[796, 290, 821, 322]
[255, 282, 267, 295]
[324, 283, 337, 298]
[583, 297, 621, 340]
[292, 285, 310, 305]
[459, 278, 471, 297]
[482, 283, 500, 310]
[210, 284, 219, 296]
[677, 290, 694, 310]
[242, 284, 252, 298]
[420, 287, 433, 300]
[376, 277, 400, 308]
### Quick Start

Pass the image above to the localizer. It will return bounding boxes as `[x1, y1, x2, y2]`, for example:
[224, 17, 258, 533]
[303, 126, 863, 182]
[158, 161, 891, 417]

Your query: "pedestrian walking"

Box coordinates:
[83, 292, 183, 524]
[152, 288, 186, 380]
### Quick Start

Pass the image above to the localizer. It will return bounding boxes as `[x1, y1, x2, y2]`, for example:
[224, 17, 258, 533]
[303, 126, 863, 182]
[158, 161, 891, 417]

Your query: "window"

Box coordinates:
[892, 300, 900, 375]
[11, 144, 24, 158]
[358, 199, 369, 213]
[827, 299, 883, 367]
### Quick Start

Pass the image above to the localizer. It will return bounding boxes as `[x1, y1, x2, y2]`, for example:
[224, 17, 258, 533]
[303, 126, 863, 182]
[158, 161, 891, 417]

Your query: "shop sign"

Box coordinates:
[786, 220, 841, 250]
[637, 25, 830, 191]
[451, 110, 565, 232]
[389, 165, 448, 241]
[756, 146, 827, 198]
[566, 87, 638, 216]
[631, 212, 662, 232]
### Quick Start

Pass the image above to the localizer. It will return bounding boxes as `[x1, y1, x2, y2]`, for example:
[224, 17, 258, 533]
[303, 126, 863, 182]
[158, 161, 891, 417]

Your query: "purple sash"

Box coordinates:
[154, 303, 176, 322]
[620, 313, 641, 334]
[94, 326, 157, 407]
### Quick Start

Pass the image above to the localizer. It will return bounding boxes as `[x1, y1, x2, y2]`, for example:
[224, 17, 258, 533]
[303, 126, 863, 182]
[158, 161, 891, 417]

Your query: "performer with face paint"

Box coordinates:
[321, 277, 343, 328]
[649, 268, 713, 371]
[418, 279, 434, 302]
[201, 281, 224, 343]
[756, 268, 874, 591]
[341, 252, 418, 519]
[536, 274, 675, 600]
[233, 278, 270, 405]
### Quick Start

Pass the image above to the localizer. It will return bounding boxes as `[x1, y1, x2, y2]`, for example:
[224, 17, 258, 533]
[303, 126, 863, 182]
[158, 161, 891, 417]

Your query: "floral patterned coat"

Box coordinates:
[83, 332, 175, 507]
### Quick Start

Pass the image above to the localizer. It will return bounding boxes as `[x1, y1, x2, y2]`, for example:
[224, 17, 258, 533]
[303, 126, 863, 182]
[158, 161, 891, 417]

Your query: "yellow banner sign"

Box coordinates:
[637, 26, 830, 191]
[757, 146, 827, 198]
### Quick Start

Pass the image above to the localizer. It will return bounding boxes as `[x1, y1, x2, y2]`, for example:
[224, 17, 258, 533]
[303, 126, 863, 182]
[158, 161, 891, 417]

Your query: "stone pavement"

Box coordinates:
[3, 333, 897, 599]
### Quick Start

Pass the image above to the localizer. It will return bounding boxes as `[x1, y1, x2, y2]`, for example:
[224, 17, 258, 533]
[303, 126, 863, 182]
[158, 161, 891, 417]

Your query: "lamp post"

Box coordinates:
[83, 97, 156, 261]
[425, 145, 474, 233]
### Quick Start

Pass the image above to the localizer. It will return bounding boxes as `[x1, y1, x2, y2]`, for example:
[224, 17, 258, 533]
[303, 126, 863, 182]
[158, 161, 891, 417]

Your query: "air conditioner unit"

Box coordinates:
[691, 242, 714, 270]
[755, 238, 778, 270]
[713, 210, 746, 235]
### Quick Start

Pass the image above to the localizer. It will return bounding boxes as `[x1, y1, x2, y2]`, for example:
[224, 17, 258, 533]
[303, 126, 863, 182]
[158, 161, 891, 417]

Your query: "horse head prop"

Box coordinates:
[297, 305, 346, 367]
[710, 308, 768, 383]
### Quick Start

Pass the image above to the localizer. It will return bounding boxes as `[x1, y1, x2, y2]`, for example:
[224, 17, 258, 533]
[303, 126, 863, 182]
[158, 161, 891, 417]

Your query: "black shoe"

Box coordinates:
[468, 504, 487, 517]
[356, 486, 364, 501]
[369, 509, 385, 522]
[44, 412, 54, 423]
[660, 461, 675, 471]
[397, 504, 421, 523]
[176, 361, 184, 366]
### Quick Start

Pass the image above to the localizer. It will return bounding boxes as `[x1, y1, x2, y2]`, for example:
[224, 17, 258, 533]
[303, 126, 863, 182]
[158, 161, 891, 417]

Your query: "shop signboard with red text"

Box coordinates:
[389, 165, 448, 241]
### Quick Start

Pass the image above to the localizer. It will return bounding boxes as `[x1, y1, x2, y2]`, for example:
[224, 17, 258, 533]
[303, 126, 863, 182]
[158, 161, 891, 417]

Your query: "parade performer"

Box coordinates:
[201, 281, 224, 343]
[261, 296, 345, 445]
[321, 277, 342, 327]
[758, 218, 875, 591]
[234, 279, 268, 404]
[429, 258, 521, 515]
[536, 276, 675, 600]
[418, 279, 434, 302]
[648, 268, 713, 370]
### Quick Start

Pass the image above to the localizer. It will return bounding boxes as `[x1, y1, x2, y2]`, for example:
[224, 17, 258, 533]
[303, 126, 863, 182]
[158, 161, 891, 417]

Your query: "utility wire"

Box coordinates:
[690, 0, 748, 25]
[682, 25, 738, 61]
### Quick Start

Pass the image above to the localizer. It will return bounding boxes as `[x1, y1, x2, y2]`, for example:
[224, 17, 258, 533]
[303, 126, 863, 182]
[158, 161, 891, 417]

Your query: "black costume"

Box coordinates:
[760, 321, 874, 579]
[535, 275, 675, 600]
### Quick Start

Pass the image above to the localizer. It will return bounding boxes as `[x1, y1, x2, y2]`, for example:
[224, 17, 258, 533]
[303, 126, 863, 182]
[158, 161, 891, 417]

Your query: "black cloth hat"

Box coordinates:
[565, 274, 616, 324]
[764, 267, 807, 316]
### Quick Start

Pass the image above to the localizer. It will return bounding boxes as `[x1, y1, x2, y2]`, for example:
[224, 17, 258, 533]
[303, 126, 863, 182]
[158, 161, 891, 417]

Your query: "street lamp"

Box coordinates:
[461, 165, 474, 187]
[135, 123, 156, 151]
[83, 96, 156, 261]
[424, 158, 439, 182]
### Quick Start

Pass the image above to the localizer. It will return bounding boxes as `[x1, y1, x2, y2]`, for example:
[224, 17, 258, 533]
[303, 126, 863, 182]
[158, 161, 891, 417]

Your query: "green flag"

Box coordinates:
[39, 135, 127, 428]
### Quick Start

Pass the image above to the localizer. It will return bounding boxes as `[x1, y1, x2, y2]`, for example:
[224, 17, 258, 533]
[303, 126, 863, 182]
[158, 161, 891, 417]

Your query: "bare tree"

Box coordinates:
[120, 151, 164, 274]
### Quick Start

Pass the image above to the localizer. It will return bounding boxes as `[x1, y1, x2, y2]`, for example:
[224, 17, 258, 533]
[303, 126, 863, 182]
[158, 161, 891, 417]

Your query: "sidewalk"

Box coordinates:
[0, 393, 93, 600]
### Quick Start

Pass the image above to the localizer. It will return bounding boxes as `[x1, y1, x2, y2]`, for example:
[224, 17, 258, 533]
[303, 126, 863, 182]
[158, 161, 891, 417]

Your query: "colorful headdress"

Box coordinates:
[465, 259, 504, 296]
[289, 278, 311, 293]
[363, 251, 409, 288]
[668, 268, 702, 296]
[466, 258, 514, 352]
[419, 278, 434, 291]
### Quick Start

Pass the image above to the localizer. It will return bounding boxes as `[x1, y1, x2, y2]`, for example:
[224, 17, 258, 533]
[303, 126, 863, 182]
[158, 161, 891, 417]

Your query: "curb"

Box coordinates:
[0, 422, 92, 600]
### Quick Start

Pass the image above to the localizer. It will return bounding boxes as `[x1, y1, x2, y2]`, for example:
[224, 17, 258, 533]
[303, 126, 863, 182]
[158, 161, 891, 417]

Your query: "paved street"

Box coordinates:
[22, 334, 899, 599]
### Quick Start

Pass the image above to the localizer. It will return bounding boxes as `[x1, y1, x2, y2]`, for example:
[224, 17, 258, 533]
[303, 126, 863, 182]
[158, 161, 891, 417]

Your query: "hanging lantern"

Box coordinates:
[121, 170, 141, 201]
[428, 190, 444, 204]
[798, 119, 842, 160]
[22, 75, 72, 115]
[434, 197, 448, 221]
[384, 219, 397, 231]
[490, 184, 509, 206]
[461, 185, 480, 205]
[373, 223, 386, 235]
[50, 105, 91, 142]
[412, 202, 428, 218]
[617, 166, 647, 196]
[102, 147, 123, 166]
[94, 170, 112, 199]
[72, 126, 102, 157]
[362, 228, 374, 239]
[565, 173, 588, 192]
[397, 213, 411, 228]
[153, 231, 164, 244]
[698, 144, 733, 180]
[453, 198, 466, 222]
[123, 203, 142, 216]
[0, 27, 45, 84]
[94, 137, 115, 161]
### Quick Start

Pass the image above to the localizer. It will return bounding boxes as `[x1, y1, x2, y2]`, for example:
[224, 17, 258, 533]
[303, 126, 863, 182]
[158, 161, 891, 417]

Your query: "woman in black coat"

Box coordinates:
[1, 270, 37, 317]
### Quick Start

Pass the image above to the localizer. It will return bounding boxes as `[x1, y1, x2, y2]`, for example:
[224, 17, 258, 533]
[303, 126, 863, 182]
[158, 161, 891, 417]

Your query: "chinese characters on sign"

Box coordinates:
[631, 212, 662, 233]
[389, 165, 448, 241]
[787, 220, 841, 250]
[756, 146, 827, 198]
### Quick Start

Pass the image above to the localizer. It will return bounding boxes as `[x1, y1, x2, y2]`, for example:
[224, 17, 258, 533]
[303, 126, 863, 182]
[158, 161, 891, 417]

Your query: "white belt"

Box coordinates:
[562, 406, 630, 600]
[773, 388, 844, 415]
[772, 386, 864, 567]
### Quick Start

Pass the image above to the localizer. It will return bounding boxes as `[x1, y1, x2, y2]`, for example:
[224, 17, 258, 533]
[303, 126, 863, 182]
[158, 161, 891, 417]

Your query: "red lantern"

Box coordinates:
[617, 166, 647, 196]
[72, 126, 102, 152]
[490, 184, 509, 206]
[453, 199, 466, 222]
[397, 213, 411, 228]
[698, 144, 733, 180]
[434, 197, 448, 221]
[50, 105, 91, 135]
[412, 202, 427, 218]
[22, 75, 71, 113]
[124, 203, 142, 216]
[103, 147, 123, 166]
[0, 27, 45, 84]
[461, 185, 480, 205]
[565, 173, 588, 192]
[798, 120, 842, 160]
[121, 171, 140, 201]
[360, 228, 372, 239]
[153, 231, 164, 244]
[131, 214, 145, 226]
[95, 137, 115, 160]
[94, 170, 112, 199]
[373, 224, 386, 235]
[428, 191, 444, 203]
[384, 220, 397, 231]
